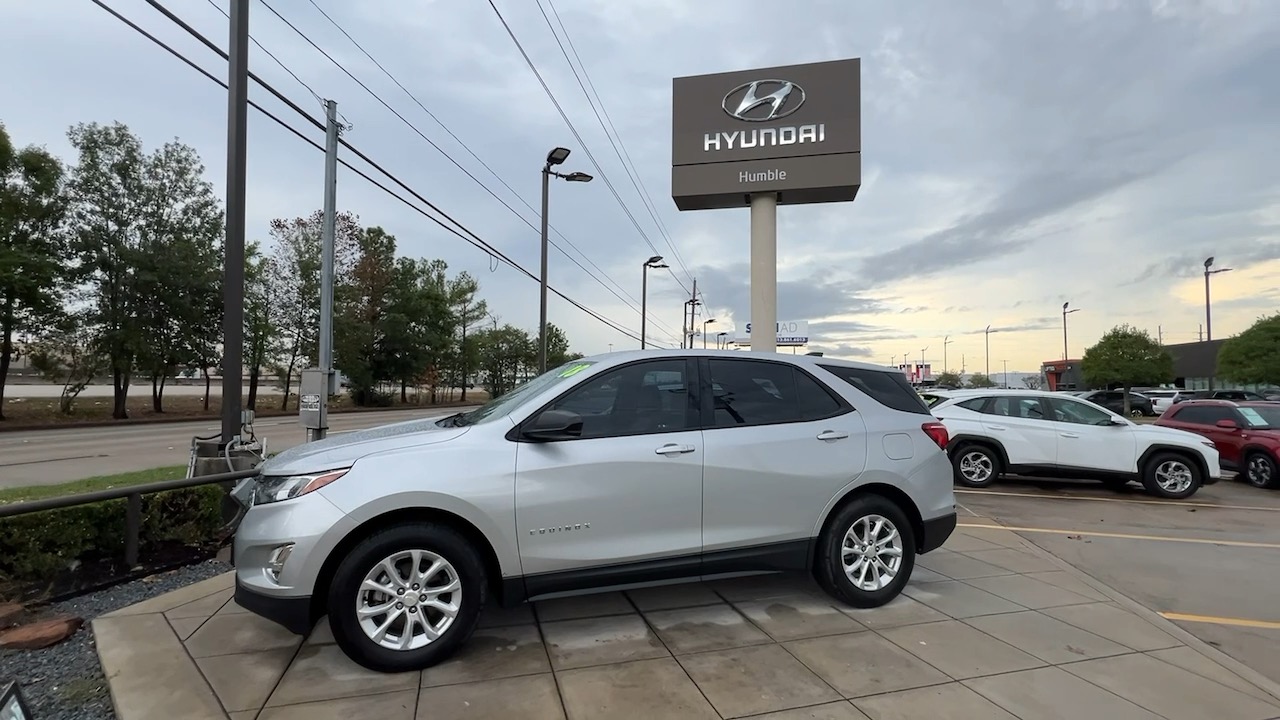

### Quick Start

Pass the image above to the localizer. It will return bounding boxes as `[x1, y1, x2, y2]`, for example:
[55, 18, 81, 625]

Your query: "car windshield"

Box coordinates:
[438, 360, 596, 427]
[1239, 406, 1280, 429]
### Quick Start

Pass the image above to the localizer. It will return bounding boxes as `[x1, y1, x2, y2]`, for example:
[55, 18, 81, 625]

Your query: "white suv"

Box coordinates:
[930, 389, 1220, 499]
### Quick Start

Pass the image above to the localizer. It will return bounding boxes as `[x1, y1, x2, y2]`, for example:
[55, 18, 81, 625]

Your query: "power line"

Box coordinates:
[252, 0, 680, 341]
[484, 0, 693, 298]
[280, 0, 680, 341]
[101, 0, 667, 346]
[536, 0, 694, 282]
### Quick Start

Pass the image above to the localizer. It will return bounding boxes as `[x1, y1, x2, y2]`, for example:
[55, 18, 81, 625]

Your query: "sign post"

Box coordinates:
[672, 59, 860, 354]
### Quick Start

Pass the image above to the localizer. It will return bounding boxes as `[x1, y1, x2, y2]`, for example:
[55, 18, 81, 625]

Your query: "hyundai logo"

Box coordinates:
[722, 79, 805, 122]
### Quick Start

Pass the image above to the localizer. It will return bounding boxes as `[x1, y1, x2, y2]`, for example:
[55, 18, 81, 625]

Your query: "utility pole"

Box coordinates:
[314, 99, 340, 440]
[1002, 359, 1008, 388]
[1158, 325, 1163, 345]
[219, 0, 250, 446]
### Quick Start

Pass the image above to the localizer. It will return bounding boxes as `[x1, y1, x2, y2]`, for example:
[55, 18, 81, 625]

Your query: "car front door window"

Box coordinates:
[1050, 398, 1114, 426]
[547, 359, 693, 439]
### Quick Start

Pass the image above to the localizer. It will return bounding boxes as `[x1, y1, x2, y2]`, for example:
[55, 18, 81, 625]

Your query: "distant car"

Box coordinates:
[1154, 400, 1280, 489]
[930, 389, 1220, 499]
[1074, 390, 1155, 417]
[1139, 389, 1186, 416]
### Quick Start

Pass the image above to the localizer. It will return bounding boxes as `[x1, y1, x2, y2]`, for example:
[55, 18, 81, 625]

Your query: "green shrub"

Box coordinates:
[0, 486, 225, 581]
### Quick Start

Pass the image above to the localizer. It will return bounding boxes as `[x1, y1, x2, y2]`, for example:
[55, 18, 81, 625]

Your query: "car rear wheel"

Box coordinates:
[952, 444, 1000, 488]
[1142, 452, 1202, 499]
[327, 523, 485, 672]
[1244, 452, 1279, 489]
[815, 494, 916, 609]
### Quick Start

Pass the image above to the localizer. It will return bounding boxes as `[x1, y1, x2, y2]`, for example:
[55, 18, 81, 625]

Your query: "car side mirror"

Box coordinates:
[1215, 419, 1239, 429]
[1109, 417, 1129, 426]
[523, 409, 584, 441]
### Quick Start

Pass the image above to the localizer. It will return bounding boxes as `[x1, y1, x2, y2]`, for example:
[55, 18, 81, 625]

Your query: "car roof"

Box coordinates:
[1174, 399, 1239, 407]
[583, 349, 895, 374]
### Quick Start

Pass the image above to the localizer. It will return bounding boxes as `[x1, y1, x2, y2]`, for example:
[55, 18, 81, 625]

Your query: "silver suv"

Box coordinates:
[232, 351, 957, 672]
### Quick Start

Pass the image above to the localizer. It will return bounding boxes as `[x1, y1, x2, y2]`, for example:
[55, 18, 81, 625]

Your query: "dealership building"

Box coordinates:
[1041, 339, 1270, 392]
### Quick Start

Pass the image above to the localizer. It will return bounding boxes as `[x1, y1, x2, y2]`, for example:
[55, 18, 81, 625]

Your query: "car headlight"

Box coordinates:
[253, 469, 349, 505]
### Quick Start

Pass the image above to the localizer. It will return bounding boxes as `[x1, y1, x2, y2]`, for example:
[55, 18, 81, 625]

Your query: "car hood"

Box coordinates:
[1132, 423, 1208, 445]
[259, 416, 471, 476]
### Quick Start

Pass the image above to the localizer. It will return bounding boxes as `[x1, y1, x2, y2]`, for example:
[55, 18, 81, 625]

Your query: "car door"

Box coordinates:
[514, 358, 704, 584]
[1189, 405, 1248, 467]
[976, 395, 1058, 467]
[1045, 397, 1137, 473]
[699, 357, 866, 557]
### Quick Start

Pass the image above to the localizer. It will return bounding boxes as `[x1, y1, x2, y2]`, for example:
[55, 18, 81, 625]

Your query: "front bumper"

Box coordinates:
[919, 512, 957, 554]
[235, 579, 314, 635]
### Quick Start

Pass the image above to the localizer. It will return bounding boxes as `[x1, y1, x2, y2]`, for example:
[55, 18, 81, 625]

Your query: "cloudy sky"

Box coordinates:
[3, 0, 1277, 373]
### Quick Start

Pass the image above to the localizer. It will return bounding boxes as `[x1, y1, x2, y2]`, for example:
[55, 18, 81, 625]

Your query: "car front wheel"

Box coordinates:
[1244, 452, 1279, 489]
[327, 523, 485, 672]
[1142, 453, 1202, 499]
[815, 494, 916, 609]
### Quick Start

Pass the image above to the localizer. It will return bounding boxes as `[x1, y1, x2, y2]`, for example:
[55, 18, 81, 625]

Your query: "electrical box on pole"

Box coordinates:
[300, 367, 331, 441]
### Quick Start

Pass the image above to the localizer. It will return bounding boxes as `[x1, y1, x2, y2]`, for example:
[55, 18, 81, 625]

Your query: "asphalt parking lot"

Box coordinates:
[958, 474, 1280, 686]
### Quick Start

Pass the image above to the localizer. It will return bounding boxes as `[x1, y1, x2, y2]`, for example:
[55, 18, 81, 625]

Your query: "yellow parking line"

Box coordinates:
[955, 488, 1280, 513]
[1160, 612, 1280, 631]
[957, 522, 1280, 550]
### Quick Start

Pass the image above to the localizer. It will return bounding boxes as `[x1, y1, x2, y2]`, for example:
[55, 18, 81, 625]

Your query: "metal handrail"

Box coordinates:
[0, 468, 260, 568]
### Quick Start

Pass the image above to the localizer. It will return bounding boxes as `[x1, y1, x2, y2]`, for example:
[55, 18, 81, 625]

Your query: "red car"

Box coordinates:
[1155, 400, 1280, 489]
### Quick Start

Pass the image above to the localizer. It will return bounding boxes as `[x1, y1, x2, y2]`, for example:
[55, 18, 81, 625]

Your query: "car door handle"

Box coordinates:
[986, 425, 1006, 431]
[1060, 432, 1080, 439]
[816, 430, 849, 441]
[655, 443, 696, 456]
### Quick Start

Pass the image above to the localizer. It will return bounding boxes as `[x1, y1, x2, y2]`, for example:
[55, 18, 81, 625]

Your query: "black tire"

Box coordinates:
[327, 523, 486, 672]
[815, 494, 916, 609]
[951, 443, 1001, 488]
[1141, 452, 1203, 499]
[1243, 452, 1280, 489]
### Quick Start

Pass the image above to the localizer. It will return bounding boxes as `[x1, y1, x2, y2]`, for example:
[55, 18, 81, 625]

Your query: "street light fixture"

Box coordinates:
[640, 256, 668, 349]
[717, 331, 728, 349]
[942, 335, 953, 373]
[539, 147, 593, 373]
[1203, 256, 1232, 343]
[1062, 302, 1081, 361]
[703, 318, 717, 349]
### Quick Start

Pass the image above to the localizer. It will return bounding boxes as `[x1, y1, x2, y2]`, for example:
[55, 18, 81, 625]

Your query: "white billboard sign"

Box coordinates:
[733, 320, 809, 347]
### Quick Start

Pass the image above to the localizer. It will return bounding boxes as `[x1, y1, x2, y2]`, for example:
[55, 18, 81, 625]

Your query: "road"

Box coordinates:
[0, 408, 459, 488]
[960, 475, 1280, 685]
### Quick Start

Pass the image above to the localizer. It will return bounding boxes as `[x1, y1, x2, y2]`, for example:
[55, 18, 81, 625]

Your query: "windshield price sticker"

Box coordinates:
[558, 363, 592, 378]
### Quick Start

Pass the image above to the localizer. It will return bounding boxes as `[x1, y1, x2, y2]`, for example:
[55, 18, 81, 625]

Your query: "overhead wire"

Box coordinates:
[483, 0, 694, 299]
[535, 0, 695, 284]
[253, 0, 679, 341]
[101, 0, 666, 346]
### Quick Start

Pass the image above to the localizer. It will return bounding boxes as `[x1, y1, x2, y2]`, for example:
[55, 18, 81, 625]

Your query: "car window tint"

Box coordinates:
[1048, 398, 1113, 425]
[709, 360, 842, 427]
[989, 396, 1046, 419]
[957, 397, 988, 412]
[1173, 405, 1235, 426]
[549, 359, 691, 438]
[819, 365, 931, 415]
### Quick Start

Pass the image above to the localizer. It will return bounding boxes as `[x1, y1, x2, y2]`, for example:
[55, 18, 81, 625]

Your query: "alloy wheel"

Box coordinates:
[357, 549, 461, 651]
[841, 514, 903, 592]
[1247, 455, 1274, 488]
[1154, 459, 1194, 495]
[959, 451, 994, 483]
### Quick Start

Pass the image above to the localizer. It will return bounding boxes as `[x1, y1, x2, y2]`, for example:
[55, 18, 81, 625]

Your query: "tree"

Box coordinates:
[1217, 314, 1280, 387]
[28, 312, 103, 415]
[67, 122, 149, 419]
[244, 242, 280, 411]
[386, 257, 451, 403]
[0, 123, 68, 420]
[133, 139, 223, 413]
[267, 210, 361, 409]
[448, 271, 487, 402]
[542, 322, 572, 368]
[1022, 374, 1044, 390]
[966, 373, 997, 388]
[334, 225, 399, 406]
[1081, 324, 1173, 415]
[474, 324, 535, 398]
[934, 370, 962, 388]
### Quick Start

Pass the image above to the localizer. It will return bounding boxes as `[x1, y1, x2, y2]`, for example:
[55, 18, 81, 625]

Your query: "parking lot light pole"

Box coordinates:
[539, 147, 592, 373]
[1203, 256, 1232, 342]
[984, 325, 991, 377]
[640, 256, 667, 349]
[943, 335, 952, 373]
[703, 318, 716, 349]
[1062, 302, 1080, 361]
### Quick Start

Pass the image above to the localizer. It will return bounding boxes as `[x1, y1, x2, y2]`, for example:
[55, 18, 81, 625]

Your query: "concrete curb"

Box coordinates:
[975, 518, 1280, 704]
[0, 401, 483, 434]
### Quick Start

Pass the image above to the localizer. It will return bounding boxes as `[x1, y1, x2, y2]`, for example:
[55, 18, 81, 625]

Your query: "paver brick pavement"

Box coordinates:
[92, 525, 1280, 719]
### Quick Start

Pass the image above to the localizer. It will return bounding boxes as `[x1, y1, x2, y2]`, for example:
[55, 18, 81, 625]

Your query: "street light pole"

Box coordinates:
[703, 319, 716, 349]
[1002, 359, 1008, 388]
[539, 147, 592, 373]
[943, 335, 953, 373]
[640, 256, 667, 349]
[984, 325, 991, 378]
[1203, 256, 1232, 343]
[1062, 302, 1080, 361]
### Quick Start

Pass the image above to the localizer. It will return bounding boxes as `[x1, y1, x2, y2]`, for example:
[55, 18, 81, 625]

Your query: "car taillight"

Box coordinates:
[922, 421, 949, 450]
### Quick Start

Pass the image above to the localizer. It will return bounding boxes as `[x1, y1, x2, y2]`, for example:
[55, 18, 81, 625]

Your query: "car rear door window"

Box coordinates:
[708, 359, 845, 427]
[820, 365, 931, 415]
[990, 396, 1047, 420]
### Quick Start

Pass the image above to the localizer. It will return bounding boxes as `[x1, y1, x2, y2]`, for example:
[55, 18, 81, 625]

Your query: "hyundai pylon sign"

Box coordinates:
[672, 58, 861, 211]
[733, 320, 810, 347]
